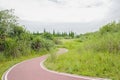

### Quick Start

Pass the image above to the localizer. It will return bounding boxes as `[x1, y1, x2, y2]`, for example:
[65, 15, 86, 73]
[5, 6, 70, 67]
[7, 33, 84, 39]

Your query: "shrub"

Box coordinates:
[83, 22, 120, 54]
[31, 37, 44, 51]
[31, 37, 54, 51]
[53, 38, 62, 45]
[42, 32, 54, 40]
[4, 38, 21, 58]
[100, 22, 120, 34]
[0, 40, 5, 51]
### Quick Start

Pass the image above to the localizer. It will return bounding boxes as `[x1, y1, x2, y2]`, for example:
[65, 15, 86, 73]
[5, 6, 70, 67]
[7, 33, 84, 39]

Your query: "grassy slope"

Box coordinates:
[45, 35, 120, 80]
[45, 41, 120, 80]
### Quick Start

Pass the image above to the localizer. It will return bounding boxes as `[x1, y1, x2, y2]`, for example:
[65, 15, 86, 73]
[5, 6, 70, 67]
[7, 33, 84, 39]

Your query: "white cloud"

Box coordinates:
[0, 0, 113, 22]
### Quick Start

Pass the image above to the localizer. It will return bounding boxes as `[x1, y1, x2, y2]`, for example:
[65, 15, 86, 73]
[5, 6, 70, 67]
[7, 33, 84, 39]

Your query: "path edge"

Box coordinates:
[1, 48, 111, 80]
[1, 56, 44, 80]
[40, 56, 111, 80]
[1, 62, 21, 80]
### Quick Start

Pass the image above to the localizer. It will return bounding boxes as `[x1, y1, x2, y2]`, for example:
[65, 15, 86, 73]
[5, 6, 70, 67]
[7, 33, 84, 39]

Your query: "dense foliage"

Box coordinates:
[82, 22, 120, 54]
[0, 9, 55, 59]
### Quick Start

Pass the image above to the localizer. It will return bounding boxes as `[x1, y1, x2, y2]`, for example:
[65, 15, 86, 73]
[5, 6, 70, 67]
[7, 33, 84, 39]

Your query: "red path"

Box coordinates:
[3, 48, 108, 80]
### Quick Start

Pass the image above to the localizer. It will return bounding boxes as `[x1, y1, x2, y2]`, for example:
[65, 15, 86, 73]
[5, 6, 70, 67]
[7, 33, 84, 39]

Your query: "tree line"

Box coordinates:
[33, 29, 75, 39]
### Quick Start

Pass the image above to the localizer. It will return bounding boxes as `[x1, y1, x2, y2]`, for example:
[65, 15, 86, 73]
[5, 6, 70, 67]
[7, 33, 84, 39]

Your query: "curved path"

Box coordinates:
[2, 48, 108, 80]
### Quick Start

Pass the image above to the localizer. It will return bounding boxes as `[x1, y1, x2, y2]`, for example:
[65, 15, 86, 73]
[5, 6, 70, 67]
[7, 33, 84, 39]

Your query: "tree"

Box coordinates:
[0, 9, 30, 57]
[0, 9, 18, 51]
[43, 28, 46, 33]
[69, 31, 75, 38]
[0, 9, 18, 38]
[62, 32, 67, 37]
[53, 30, 55, 36]
[9, 25, 25, 37]
[42, 32, 54, 40]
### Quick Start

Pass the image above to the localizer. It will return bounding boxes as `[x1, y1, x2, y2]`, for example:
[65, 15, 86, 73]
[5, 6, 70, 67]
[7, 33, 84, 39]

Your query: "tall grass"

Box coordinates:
[45, 22, 120, 80]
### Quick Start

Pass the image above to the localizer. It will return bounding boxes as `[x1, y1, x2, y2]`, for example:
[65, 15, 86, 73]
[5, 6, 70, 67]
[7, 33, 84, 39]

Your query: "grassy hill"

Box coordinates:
[45, 22, 120, 80]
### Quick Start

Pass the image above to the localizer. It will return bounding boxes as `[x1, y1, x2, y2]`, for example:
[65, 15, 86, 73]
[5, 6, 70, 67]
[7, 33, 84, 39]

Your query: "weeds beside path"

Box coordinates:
[45, 39, 120, 80]
[2, 48, 107, 80]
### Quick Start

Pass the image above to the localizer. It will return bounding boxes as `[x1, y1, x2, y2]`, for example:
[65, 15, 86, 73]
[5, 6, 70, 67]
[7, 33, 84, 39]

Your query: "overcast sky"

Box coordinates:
[0, 0, 120, 23]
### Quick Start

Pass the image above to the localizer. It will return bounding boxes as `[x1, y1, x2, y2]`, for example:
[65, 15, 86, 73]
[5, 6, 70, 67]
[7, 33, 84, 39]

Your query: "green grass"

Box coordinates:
[0, 49, 56, 80]
[45, 39, 120, 80]
[1, 22, 120, 80]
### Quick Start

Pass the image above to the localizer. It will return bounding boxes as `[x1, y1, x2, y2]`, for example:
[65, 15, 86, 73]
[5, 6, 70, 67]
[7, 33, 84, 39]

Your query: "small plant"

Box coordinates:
[48, 52, 57, 62]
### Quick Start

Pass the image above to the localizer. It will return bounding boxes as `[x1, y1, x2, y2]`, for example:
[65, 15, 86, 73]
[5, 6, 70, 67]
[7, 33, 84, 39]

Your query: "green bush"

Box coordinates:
[4, 37, 31, 58]
[4, 38, 21, 58]
[100, 22, 120, 34]
[42, 32, 54, 40]
[31, 37, 54, 51]
[83, 22, 120, 54]
[0, 40, 5, 51]
[53, 38, 62, 45]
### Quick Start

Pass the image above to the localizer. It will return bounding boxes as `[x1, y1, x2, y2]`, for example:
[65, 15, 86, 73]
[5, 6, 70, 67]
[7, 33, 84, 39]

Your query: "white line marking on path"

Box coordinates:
[40, 57, 110, 80]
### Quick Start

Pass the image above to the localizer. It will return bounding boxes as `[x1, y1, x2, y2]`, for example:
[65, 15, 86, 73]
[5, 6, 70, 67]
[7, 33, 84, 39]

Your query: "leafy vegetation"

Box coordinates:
[45, 22, 120, 80]
[1, 9, 120, 80]
[0, 9, 76, 80]
[0, 9, 55, 59]
[0, 9, 56, 80]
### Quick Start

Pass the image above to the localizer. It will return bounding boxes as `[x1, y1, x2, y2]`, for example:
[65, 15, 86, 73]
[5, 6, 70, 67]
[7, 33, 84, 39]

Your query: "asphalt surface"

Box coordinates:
[3, 48, 107, 80]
